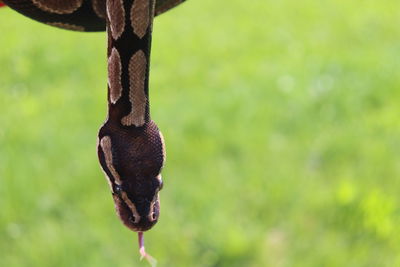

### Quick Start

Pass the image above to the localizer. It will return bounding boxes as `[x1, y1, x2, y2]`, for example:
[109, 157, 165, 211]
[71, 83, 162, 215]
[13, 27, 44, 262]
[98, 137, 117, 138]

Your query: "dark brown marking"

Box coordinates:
[155, 0, 183, 16]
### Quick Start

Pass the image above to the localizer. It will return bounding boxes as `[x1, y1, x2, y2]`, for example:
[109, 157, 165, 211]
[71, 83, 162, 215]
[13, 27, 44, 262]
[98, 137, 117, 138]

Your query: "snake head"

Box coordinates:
[98, 121, 166, 232]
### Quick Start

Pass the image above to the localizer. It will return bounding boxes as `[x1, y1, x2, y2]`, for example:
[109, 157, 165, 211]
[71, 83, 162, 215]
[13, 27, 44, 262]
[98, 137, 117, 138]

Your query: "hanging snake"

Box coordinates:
[1, 0, 186, 263]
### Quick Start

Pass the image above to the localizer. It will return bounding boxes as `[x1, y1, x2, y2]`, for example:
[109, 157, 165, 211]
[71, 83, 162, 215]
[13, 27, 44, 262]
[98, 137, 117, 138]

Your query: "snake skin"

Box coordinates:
[3, 0, 185, 234]
[3, 0, 185, 31]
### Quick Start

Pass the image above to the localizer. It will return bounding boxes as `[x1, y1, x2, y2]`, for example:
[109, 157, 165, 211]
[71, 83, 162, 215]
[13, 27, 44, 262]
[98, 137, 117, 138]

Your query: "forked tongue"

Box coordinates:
[138, 232, 157, 267]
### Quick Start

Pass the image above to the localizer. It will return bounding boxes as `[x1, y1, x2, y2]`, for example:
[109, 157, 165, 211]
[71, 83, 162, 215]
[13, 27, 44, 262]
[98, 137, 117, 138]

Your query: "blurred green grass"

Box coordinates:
[1, 0, 400, 266]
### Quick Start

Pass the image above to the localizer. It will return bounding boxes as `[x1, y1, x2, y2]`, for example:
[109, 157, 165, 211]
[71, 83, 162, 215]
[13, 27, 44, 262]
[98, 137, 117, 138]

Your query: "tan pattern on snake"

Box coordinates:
[92, 0, 106, 18]
[107, 48, 123, 104]
[3, 0, 187, 264]
[106, 0, 125, 40]
[121, 50, 148, 127]
[32, 0, 83, 14]
[131, 0, 150, 38]
[47, 22, 85, 31]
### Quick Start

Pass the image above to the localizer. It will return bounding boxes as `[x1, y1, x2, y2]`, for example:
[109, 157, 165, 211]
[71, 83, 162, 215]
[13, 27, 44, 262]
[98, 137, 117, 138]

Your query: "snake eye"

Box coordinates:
[149, 212, 157, 221]
[113, 183, 123, 195]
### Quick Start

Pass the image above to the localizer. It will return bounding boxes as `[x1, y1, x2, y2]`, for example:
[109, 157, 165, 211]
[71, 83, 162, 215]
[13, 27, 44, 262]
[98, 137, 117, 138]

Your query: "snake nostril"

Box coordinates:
[129, 215, 139, 224]
[149, 212, 157, 222]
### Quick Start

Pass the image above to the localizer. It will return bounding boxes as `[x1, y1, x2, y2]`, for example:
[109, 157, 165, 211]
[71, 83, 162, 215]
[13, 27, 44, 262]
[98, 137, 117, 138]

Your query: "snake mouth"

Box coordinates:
[126, 216, 158, 232]
[131, 223, 157, 232]
[131, 198, 160, 232]
[112, 193, 160, 232]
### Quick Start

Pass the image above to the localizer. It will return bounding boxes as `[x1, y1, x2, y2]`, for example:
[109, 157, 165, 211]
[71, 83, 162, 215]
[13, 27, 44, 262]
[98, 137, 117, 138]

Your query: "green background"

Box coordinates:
[1, 0, 400, 266]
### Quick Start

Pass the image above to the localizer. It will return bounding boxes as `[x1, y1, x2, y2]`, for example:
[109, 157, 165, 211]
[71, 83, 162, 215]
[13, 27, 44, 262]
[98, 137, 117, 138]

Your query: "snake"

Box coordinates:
[1, 0, 185, 263]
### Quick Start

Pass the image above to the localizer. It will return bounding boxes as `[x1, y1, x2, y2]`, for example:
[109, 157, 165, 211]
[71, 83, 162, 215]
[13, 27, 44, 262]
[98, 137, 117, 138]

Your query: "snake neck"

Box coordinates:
[105, 0, 155, 128]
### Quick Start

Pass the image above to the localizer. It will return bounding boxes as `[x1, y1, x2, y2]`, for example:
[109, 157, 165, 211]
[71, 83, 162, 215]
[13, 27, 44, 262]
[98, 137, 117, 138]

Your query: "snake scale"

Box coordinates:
[2, 0, 186, 262]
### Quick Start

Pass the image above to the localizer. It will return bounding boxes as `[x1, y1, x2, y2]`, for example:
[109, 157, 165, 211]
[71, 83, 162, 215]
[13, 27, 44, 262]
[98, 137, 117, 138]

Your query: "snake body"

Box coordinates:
[3, 0, 185, 259]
